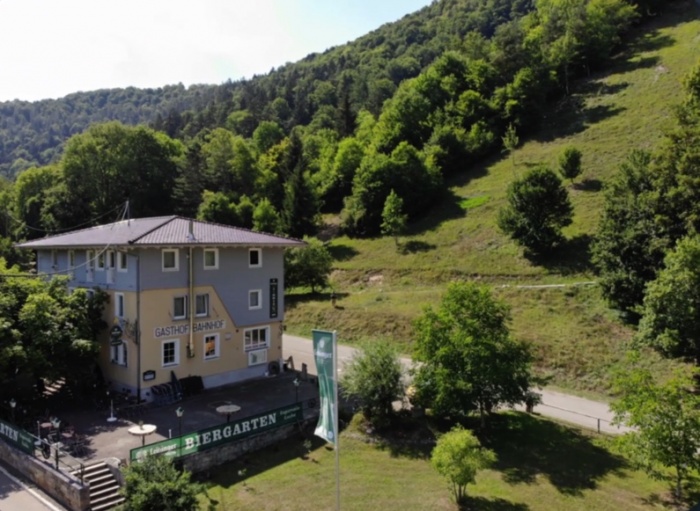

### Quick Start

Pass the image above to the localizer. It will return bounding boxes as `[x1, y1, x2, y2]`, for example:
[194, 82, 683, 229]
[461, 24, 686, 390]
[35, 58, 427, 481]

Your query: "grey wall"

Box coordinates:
[36, 249, 138, 291]
[138, 246, 286, 328]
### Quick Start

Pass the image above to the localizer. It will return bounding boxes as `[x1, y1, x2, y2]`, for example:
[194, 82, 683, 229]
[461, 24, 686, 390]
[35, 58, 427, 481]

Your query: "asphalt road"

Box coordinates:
[282, 333, 631, 435]
[0, 464, 65, 511]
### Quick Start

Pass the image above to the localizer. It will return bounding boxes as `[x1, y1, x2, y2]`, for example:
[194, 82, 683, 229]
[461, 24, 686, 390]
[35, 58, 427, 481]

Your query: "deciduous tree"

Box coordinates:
[284, 238, 332, 293]
[558, 146, 582, 184]
[122, 455, 206, 511]
[340, 341, 404, 425]
[413, 282, 535, 426]
[381, 189, 407, 249]
[611, 356, 700, 502]
[636, 235, 700, 363]
[431, 426, 496, 505]
[498, 165, 572, 255]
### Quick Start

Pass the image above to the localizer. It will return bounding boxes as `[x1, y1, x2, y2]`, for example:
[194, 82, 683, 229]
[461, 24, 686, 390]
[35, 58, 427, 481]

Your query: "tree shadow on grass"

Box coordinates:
[408, 187, 467, 235]
[574, 178, 603, 192]
[478, 413, 627, 496]
[401, 240, 437, 254]
[203, 431, 330, 488]
[327, 243, 359, 262]
[458, 495, 530, 511]
[285, 291, 349, 309]
[526, 234, 595, 275]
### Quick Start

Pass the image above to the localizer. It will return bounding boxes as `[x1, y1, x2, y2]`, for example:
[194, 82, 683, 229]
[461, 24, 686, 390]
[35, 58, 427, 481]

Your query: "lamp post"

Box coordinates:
[293, 377, 300, 404]
[176, 407, 184, 456]
[176, 407, 184, 438]
[107, 390, 117, 422]
[9, 398, 16, 424]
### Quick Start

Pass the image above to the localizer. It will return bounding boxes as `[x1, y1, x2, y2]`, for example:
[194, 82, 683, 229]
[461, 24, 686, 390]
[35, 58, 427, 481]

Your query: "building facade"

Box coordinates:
[17, 216, 304, 401]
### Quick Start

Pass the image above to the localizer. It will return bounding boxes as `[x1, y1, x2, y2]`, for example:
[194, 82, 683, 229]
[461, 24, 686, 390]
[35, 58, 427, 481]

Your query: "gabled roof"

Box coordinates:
[16, 216, 306, 249]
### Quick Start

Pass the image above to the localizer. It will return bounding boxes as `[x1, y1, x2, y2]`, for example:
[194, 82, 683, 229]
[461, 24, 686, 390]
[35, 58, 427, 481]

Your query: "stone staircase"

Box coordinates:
[73, 461, 124, 511]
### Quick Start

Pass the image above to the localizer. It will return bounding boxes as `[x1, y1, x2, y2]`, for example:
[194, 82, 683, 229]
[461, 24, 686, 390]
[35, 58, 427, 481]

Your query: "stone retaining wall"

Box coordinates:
[0, 440, 90, 511]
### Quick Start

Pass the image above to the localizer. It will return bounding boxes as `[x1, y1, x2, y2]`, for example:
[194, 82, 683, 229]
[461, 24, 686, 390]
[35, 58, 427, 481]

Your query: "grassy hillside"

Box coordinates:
[284, 2, 700, 397]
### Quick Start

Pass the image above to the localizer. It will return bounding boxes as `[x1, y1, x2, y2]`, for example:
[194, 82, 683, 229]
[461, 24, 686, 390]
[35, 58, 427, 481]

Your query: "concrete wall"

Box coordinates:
[178, 416, 317, 475]
[0, 440, 90, 511]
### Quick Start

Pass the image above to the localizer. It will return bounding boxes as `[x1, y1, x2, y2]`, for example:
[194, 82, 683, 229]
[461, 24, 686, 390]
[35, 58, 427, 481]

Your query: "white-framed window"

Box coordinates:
[114, 292, 125, 318]
[111, 342, 127, 366]
[203, 248, 218, 270]
[248, 349, 268, 366]
[203, 333, 219, 360]
[244, 326, 269, 351]
[162, 339, 179, 367]
[97, 252, 105, 271]
[117, 252, 128, 272]
[162, 249, 179, 271]
[195, 293, 209, 317]
[249, 248, 262, 268]
[51, 250, 58, 268]
[106, 251, 115, 269]
[248, 289, 262, 310]
[173, 296, 188, 320]
[68, 250, 75, 268]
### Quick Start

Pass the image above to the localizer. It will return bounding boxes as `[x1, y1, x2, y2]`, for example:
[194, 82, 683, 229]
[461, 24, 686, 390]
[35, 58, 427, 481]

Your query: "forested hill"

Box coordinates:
[0, 84, 220, 178]
[0, 0, 673, 254]
[0, 0, 540, 179]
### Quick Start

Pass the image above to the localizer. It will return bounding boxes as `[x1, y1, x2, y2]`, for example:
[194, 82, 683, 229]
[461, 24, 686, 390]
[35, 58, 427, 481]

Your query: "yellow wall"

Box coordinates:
[100, 286, 283, 397]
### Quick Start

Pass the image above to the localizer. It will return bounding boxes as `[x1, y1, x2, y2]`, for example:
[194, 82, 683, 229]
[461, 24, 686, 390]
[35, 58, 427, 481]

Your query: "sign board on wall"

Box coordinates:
[153, 320, 226, 339]
[130, 403, 302, 461]
[0, 418, 35, 454]
[270, 278, 278, 318]
[143, 370, 156, 381]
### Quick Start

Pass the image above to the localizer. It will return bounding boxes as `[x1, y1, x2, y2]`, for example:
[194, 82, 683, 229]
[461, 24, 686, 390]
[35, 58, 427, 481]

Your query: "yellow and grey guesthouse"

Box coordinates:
[17, 216, 304, 401]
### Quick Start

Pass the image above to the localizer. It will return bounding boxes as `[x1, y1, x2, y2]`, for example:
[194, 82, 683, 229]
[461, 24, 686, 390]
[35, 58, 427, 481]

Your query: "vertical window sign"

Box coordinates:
[269, 278, 278, 318]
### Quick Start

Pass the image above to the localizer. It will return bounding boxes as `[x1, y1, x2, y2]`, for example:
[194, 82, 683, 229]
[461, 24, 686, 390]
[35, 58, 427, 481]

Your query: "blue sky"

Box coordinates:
[0, 0, 432, 102]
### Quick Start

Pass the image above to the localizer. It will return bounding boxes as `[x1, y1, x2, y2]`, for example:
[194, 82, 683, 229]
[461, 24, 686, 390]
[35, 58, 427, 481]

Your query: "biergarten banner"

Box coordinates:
[130, 403, 302, 461]
[312, 329, 338, 445]
[0, 418, 35, 454]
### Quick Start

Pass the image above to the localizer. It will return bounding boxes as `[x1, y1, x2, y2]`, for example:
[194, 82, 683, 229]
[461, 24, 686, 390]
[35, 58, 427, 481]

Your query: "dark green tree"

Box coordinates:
[498, 165, 573, 255]
[281, 134, 319, 238]
[413, 282, 535, 426]
[381, 189, 407, 249]
[611, 356, 700, 502]
[284, 238, 332, 293]
[252, 198, 282, 234]
[340, 341, 404, 425]
[636, 235, 700, 363]
[197, 190, 238, 226]
[558, 146, 583, 184]
[592, 150, 666, 316]
[121, 455, 206, 511]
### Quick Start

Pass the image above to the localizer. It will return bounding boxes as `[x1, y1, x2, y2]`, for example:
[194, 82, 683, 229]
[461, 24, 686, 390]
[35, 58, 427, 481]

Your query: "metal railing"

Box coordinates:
[534, 402, 631, 435]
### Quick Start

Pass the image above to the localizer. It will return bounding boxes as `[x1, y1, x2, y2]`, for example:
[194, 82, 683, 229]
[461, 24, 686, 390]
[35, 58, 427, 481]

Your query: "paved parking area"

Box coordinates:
[58, 370, 318, 463]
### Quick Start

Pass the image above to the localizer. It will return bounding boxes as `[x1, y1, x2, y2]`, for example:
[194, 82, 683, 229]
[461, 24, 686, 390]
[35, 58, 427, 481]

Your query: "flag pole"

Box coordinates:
[333, 330, 340, 511]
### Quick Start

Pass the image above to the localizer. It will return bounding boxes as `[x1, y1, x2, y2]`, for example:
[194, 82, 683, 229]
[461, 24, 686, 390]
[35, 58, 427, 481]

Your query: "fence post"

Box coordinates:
[54, 443, 59, 470]
[597, 418, 601, 434]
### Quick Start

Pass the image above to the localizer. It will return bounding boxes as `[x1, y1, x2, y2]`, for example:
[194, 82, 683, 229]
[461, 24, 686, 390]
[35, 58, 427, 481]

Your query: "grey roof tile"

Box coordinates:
[16, 216, 305, 249]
